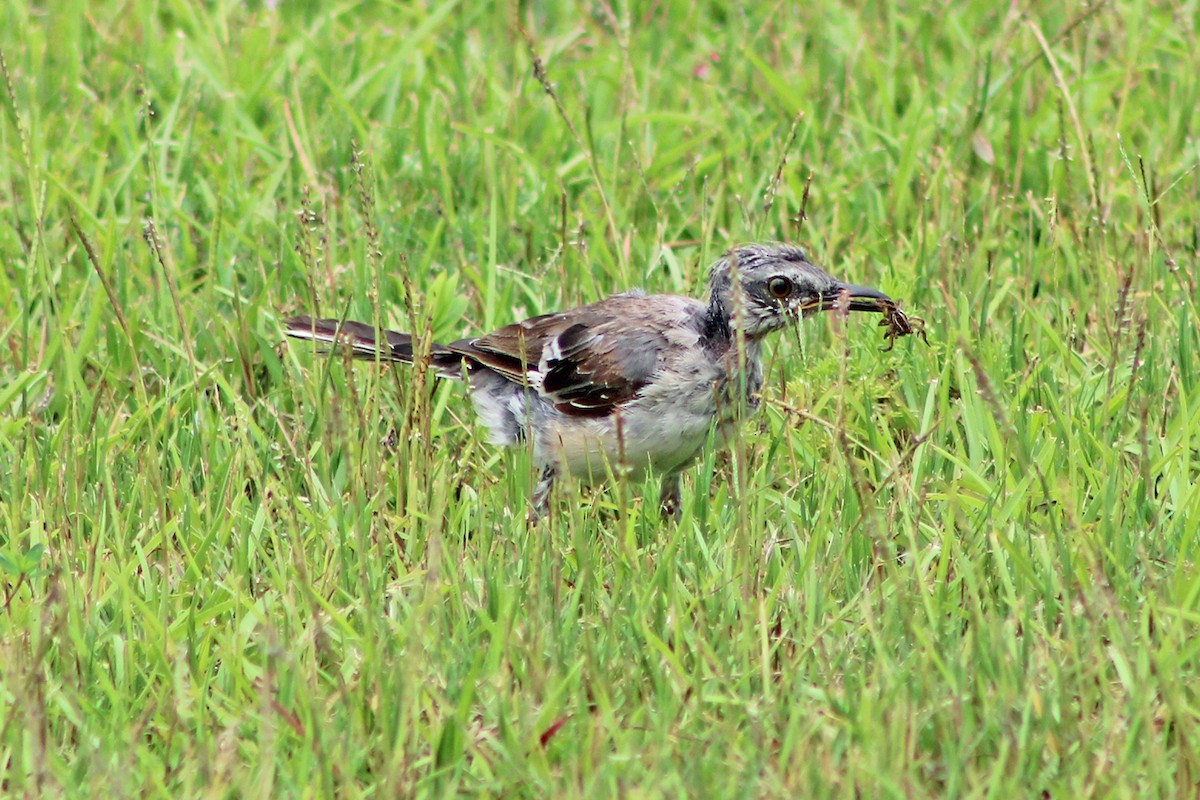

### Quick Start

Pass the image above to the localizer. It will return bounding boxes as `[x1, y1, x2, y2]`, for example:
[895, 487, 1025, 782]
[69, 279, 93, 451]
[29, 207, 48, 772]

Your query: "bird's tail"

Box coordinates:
[283, 315, 424, 363]
[285, 315, 475, 379]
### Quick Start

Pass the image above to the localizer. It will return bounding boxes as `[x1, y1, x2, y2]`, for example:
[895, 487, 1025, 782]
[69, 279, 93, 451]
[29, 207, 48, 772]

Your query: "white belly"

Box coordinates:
[541, 410, 716, 481]
[538, 361, 739, 480]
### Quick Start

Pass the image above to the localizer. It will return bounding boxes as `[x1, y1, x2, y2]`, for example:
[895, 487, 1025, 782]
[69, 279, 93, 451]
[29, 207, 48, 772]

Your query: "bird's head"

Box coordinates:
[708, 243, 893, 338]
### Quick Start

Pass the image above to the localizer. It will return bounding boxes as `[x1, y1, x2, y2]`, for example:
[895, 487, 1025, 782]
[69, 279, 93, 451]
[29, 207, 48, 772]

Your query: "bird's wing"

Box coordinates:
[450, 294, 683, 417]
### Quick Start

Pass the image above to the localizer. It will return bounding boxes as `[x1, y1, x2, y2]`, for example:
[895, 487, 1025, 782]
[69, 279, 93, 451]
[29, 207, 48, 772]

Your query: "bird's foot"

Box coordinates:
[659, 475, 682, 522]
[529, 463, 557, 524]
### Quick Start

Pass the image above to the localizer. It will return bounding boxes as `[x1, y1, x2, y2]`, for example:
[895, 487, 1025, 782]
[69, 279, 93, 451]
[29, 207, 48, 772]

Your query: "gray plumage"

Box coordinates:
[285, 243, 894, 518]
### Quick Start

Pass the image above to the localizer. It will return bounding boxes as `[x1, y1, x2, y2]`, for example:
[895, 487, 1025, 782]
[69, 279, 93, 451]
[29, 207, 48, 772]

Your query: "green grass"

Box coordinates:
[2, 0, 1198, 795]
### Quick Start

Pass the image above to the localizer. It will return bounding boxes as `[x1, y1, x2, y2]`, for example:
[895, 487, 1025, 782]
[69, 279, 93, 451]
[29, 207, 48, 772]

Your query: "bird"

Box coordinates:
[284, 243, 896, 519]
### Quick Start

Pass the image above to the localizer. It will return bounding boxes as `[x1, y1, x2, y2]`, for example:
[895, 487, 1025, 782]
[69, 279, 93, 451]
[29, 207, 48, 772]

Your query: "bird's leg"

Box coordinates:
[529, 463, 557, 523]
[659, 474, 682, 522]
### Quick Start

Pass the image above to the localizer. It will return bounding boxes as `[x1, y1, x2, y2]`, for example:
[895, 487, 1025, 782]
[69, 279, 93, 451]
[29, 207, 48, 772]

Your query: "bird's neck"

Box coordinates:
[703, 293, 765, 405]
[704, 281, 767, 341]
[702, 294, 734, 351]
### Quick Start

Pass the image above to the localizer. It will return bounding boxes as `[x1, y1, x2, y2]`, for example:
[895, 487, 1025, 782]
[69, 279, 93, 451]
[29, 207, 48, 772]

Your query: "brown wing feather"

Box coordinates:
[449, 295, 675, 417]
[448, 312, 564, 383]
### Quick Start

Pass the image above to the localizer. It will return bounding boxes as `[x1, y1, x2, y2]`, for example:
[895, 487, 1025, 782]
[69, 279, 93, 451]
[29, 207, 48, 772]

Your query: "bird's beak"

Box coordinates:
[819, 283, 893, 313]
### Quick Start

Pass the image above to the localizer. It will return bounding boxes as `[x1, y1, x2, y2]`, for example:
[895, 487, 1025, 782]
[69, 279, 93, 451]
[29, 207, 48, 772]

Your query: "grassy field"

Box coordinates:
[2, 0, 1198, 796]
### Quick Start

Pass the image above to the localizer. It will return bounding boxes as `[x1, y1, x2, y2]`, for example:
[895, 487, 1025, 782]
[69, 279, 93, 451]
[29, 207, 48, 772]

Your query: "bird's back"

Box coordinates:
[454, 291, 709, 414]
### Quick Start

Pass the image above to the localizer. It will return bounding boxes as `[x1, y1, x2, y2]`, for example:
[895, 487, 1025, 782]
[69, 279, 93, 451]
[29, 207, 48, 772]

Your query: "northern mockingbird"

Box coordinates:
[286, 243, 901, 519]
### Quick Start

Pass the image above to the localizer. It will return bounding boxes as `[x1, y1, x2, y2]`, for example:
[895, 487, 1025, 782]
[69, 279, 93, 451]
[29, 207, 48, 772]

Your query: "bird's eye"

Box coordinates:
[767, 276, 793, 299]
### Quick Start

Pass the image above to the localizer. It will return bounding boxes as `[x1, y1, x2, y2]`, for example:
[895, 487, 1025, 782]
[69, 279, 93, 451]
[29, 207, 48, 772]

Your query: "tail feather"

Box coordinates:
[284, 316, 469, 377]
[284, 315, 417, 362]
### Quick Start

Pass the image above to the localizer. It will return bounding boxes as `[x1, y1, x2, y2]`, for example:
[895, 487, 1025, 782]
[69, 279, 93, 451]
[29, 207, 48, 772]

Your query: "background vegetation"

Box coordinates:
[2, 0, 1198, 795]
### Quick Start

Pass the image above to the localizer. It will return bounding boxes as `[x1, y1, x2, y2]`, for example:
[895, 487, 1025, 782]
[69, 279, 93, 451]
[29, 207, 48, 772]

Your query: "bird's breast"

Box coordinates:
[539, 347, 762, 481]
